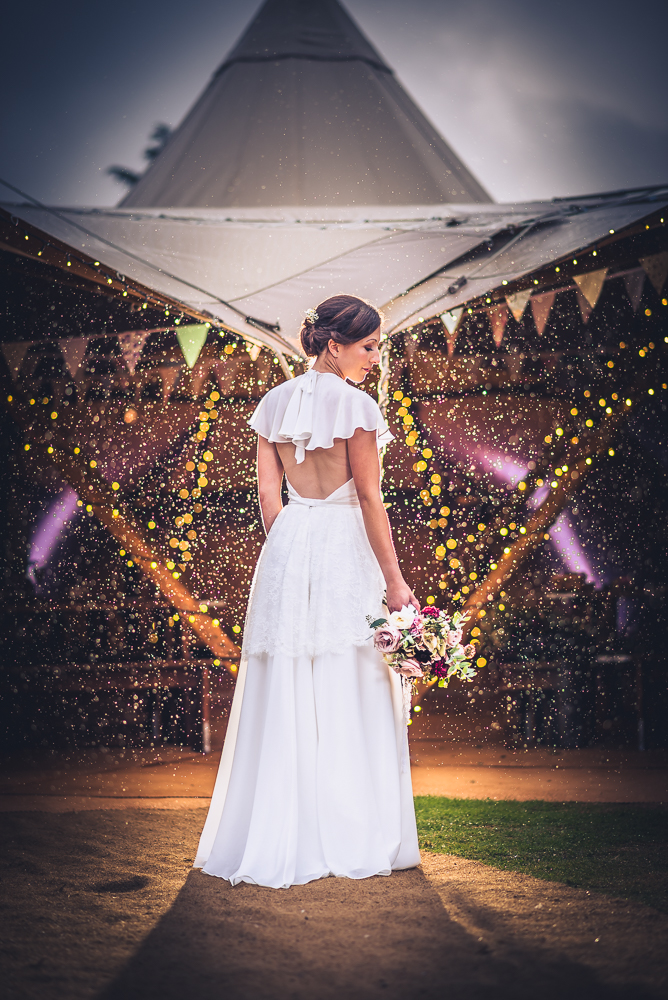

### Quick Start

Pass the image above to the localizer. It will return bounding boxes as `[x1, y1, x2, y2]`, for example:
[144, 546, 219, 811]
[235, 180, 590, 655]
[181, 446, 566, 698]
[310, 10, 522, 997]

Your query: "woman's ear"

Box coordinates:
[328, 339, 340, 357]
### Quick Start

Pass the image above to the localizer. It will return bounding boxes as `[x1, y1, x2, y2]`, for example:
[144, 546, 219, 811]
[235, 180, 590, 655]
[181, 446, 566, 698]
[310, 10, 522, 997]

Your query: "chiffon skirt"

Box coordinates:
[194, 480, 420, 888]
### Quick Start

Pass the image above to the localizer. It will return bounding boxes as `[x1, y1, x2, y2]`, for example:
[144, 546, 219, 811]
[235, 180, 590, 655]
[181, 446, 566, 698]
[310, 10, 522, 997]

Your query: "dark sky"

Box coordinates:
[2, 0, 667, 207]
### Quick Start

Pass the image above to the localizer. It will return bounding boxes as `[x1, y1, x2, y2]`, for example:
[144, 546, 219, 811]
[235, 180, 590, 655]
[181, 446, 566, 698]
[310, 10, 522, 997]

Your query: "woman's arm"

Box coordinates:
[348, 427, 419, 614]
[257, 435, 284, 534]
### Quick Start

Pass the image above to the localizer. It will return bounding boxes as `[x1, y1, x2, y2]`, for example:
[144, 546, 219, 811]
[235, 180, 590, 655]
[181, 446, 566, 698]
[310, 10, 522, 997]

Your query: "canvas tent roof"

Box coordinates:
[4, 187, 667, 358]
[120, 0, 490, 209]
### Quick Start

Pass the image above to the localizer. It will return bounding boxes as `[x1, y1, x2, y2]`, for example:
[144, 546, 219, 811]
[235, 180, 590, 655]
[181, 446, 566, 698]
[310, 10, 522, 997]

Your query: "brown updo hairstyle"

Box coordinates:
[299, 294, 382, 358]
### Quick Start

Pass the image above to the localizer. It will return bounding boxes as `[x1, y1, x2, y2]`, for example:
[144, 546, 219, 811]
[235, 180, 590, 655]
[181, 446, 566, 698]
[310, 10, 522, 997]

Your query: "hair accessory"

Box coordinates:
[304, 308, 319, 325]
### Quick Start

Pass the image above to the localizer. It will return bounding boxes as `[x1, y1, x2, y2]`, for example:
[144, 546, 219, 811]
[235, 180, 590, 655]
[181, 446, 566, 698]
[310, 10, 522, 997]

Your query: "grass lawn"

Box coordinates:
[414, 797, 668, 913]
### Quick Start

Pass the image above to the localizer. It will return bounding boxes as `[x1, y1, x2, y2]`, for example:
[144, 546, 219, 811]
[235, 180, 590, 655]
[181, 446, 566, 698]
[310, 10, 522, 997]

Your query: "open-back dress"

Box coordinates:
[194, 369, 420, 888]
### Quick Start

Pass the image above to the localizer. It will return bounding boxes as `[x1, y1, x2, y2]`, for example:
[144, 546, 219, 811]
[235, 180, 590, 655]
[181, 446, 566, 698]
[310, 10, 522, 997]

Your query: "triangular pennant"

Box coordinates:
[531, 290, 556, 336]
[157, 363, 183, 403]
[440, 309, 463, 357]
[1, 342, 29, 379]
[487, 303, 510, 348]
[575, 288, 593, 324]
[246, 343, 261, 362]
[440, 308, 463, 335]
[573, 268, 608, 309]
[639, 252, 668, 294]
[117, 330, 150, 375]
[59, 338, 89, 378]
[190, 357, 217, 397]
[623, 270, 645, 312]
[176, 324, 209, 369]
[505, 289, 532, 323]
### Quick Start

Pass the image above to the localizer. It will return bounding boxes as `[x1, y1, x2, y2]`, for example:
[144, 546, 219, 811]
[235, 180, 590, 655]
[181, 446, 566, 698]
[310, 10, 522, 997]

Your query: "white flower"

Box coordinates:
[388, 605, 417, 630]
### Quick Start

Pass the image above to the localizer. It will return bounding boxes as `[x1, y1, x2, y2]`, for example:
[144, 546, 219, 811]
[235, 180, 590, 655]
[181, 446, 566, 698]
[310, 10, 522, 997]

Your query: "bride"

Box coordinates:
[194, 294, 421, 888]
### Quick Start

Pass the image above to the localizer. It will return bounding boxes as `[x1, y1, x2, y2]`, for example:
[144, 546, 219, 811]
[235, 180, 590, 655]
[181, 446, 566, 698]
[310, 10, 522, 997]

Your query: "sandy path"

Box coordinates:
[1, 808, 666, 1000]
[2, 743, 666, 811]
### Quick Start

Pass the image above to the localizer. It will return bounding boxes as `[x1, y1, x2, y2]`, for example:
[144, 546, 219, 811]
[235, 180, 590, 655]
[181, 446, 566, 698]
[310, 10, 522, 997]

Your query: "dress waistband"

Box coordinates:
[286, 477, 360, 508]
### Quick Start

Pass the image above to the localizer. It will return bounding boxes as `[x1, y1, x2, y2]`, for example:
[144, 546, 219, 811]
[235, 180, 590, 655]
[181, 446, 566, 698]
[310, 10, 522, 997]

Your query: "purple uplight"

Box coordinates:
[548, 512, 600, 585]
[28, 487, 80, 589]
[437, 440, 600, 584]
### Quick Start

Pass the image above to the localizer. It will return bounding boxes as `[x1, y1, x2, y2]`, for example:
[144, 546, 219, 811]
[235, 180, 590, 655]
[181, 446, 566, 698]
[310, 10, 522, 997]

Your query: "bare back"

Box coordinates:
[276, 438, 352, 499]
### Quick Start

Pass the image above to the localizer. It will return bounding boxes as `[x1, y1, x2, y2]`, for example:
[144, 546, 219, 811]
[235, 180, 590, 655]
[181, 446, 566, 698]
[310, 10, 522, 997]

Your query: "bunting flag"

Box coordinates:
[575, 289, 593, 324]
[505, 289, 532, 323]
[157, 362, 183, 403]
[117, 330, 150, 375]
[639, 252, 668, 294]
[190, 357, 218, 397]
[623, 270, 645, 312]
[487, 303, 510, 348]
[59, 338, 89, 378]
[210, 358, 234, 396]
[1, 342, 29, 379]
[530, 291, 556, 336]
[177, 324, 209, 369]
[440, 308, 463, 356]
[573, 269, 608, 310]
[246, 343, 261, 362]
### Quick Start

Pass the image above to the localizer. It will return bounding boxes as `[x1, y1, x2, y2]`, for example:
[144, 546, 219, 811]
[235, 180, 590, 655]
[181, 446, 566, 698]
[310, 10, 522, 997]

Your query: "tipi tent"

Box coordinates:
[121, 0, 491, 208]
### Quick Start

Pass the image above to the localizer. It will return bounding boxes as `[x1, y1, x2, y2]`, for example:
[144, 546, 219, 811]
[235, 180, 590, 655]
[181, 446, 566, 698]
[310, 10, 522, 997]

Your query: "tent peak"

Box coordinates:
[215, 0, 391, 76]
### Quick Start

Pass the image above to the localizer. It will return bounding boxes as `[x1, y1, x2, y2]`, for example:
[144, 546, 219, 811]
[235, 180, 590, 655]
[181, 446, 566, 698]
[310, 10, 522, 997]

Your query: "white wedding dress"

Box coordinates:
[194, 370, 420, 888]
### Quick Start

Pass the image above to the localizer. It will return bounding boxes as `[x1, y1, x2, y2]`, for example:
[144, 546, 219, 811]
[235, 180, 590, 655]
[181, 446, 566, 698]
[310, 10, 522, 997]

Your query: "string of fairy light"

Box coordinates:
[10, 328, 295, 661]
[390, 284, 667, 643]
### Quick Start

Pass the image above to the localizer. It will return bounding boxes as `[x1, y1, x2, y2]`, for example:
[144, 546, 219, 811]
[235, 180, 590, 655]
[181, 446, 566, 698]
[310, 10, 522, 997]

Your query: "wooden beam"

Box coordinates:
[3, 386, 240, 670]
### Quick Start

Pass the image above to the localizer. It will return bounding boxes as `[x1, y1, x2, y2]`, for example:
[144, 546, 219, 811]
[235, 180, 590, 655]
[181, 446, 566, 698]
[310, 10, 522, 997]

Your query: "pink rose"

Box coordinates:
[409, 617, 425, 639]
[446, 628, 463, 648]
[463, 644, 476, 659]
[373, 624, 403, 653]
[396, 658, 424, 678]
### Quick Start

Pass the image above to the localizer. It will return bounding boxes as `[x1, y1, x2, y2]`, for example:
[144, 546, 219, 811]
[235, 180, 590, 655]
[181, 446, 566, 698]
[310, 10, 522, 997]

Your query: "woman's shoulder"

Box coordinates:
[248, 369, 393, 450]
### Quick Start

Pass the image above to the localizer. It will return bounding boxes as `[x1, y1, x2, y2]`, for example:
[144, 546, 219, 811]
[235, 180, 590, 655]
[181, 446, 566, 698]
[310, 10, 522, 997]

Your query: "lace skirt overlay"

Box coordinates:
[242, 478, 386, 658]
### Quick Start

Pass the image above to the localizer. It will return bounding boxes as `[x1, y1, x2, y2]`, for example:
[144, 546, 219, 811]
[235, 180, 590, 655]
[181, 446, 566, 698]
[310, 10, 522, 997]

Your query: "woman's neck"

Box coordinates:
[311, 353, 345, 379]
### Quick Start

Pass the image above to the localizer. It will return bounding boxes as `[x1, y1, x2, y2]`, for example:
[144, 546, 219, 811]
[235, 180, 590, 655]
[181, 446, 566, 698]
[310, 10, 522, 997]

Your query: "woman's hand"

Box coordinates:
[385, 580, 420, 614]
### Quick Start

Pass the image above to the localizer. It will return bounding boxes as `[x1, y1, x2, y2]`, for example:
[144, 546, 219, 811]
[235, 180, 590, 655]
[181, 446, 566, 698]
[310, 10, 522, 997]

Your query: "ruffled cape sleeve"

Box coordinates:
[249, 369, 393, 462]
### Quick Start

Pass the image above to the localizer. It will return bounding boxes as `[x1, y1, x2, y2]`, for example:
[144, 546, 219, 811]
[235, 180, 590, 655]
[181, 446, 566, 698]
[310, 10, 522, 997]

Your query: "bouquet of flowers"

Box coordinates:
[367, 604, 482, 690]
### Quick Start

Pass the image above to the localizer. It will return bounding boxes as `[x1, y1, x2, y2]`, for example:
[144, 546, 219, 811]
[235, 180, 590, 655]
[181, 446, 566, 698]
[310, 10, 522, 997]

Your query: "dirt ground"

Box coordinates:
[2, 733, 667, 810]
[2, 807, 667, 1000]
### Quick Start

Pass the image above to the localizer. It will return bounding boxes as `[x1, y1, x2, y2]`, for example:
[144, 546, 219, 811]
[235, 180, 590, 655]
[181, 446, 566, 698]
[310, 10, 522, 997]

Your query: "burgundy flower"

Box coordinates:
[421, 606, 441, 619]
[430, 659, 449, 679]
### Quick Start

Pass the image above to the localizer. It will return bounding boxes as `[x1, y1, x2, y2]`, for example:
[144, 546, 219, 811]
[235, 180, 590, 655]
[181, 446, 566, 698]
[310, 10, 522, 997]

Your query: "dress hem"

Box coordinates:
[196, 864, 403, 889]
